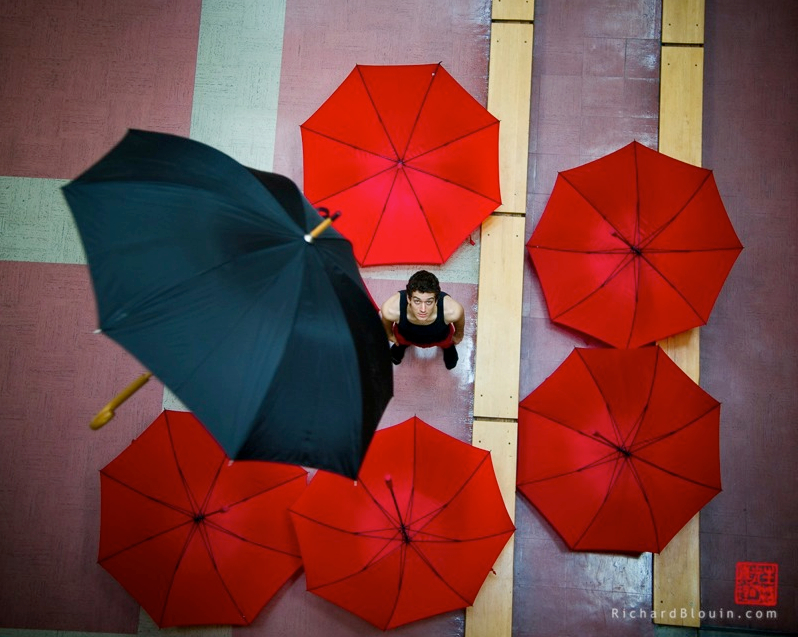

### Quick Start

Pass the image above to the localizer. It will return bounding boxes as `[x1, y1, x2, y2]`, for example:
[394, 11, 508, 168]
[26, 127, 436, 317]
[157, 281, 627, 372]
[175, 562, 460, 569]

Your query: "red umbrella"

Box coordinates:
[527, 141, 742, 348]
[302, 63, 501, 266]
[98, 410, 307, 627]
[517, 346, 721, 553]
[289, 416, 514, 629]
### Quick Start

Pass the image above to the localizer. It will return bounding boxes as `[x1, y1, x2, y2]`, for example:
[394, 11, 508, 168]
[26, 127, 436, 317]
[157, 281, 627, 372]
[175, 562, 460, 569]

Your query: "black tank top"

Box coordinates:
[397, 290, 450, 345]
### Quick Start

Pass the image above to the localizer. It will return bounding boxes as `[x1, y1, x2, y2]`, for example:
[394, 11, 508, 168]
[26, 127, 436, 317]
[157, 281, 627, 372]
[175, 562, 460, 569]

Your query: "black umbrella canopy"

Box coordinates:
[63, 129, 392, 478]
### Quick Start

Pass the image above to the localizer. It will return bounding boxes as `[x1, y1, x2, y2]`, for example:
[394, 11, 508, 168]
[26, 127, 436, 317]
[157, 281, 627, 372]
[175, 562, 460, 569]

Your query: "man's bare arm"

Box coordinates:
[443, 296, 465, 344]
[380, 293, 401, 343]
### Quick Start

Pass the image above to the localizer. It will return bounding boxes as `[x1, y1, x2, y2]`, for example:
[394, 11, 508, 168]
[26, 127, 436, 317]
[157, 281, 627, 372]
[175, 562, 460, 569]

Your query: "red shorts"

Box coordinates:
[392, 323, 455, 349]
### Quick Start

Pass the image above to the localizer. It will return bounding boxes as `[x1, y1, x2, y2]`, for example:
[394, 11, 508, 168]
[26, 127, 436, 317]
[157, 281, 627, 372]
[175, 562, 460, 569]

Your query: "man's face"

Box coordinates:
[408, 292, 436, 321]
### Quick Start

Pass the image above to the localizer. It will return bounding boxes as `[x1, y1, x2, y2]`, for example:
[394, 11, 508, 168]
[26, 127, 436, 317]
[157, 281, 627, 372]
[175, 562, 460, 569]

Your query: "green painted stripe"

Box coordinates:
[189, 0, 288, 171]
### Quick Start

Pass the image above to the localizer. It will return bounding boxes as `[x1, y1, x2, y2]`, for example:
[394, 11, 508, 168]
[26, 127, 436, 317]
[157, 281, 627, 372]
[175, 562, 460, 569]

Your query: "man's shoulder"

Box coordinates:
[380, 292, 401, 320]
[442, 294, 464, 321]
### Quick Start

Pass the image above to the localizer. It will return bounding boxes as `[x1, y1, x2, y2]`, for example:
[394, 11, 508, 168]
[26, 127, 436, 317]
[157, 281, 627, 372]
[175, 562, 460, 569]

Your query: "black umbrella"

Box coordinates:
[63, 129, 392, 478]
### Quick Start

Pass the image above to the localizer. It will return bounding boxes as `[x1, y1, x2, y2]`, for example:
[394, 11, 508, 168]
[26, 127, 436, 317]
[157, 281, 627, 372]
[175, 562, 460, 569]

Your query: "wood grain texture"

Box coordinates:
[654, 3, 704, 626]
[466, 419, 518, 637]
[662, 0, 705, 44]
[487, 22, 534, 214]
[473, 214, 526, 420]
[659, 46, 704, 166]
[653, 515, 701, 626]
[492, 0, 534, 22]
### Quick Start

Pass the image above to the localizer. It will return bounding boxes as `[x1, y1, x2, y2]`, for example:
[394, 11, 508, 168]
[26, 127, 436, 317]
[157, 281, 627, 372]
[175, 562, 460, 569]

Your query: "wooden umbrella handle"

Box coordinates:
[90, 372, 153, 430]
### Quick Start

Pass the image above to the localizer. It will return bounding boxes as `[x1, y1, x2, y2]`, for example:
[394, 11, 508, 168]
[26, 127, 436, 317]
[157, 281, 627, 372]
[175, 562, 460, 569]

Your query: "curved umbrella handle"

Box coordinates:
[90, 372, 153, 429]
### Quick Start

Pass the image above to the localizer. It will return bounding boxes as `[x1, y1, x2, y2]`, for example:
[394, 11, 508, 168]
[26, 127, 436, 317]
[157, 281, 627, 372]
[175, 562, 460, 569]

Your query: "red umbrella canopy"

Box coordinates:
[302, 63, 501, 266]
[517, 347, 722, 554]
[527, 141, 742, 348]
[289, 416, 514, 629]
[98, 410, 307, 627]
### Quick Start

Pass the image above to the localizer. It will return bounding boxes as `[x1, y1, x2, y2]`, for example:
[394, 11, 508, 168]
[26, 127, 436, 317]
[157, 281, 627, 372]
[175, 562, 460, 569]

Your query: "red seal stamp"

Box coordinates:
[735, 562, 778, 606]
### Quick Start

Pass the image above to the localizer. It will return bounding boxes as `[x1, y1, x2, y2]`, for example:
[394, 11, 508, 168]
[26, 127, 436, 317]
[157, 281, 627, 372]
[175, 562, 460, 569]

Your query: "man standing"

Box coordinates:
[380, 270, 465, 370]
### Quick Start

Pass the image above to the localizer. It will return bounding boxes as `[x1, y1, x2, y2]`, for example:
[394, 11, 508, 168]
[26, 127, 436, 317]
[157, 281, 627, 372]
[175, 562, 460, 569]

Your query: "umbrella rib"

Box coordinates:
[409, 528, 514, 544]
[186, 522, 248, 622]
[356, 65, 404, 161]
[99, 519, 194, 563]
[516, 449, 621, 487]
[404, 162, 502, 204]
[300, 125, 399, 163]
[309, 164, 397, 203]
[385, 543, 408, 629]
[360, 169, 404, 264]
[399, 168, 446, 260]
[622, 455, 662, 549]
[630, 454, 722, 491]
[404, 120, 499, 165]
[572, 454, 627, 548]
[576, 349, 643, 446]
[518, 402, 632, 464]
[289, 510, 401, 542]
[204, 517, 300, 557]
[100, 471, 194, 518]
[98, 221, 303, 341]
[405, 540, 472, 606]
[395, 61, 441, 161]
[633, 247, 712, 325]
[202, 518, 303, 558]
[165, 411, 224, 515]
[172, 251, 306, 422]
[634, 142, 642, 252]
[301, 532, 405, 592]
[205, 473, 308, 514]
[409, 454, 490, 535]
[157, 522, 203, 624]
[638, 172, 713, 250]
[631, 402, 720, 453]
[621, 350, 663, 451]
[558, 172, 633, 243]
[557, 168, 712, 252]
[624, 246, 642, 348]
[528, 247, 637, 321]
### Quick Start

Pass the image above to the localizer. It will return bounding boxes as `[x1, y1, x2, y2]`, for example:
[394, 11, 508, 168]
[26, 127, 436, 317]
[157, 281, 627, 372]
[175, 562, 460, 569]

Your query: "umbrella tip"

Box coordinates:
[94, 328, 102, 334]
[384, 474, 393, 488]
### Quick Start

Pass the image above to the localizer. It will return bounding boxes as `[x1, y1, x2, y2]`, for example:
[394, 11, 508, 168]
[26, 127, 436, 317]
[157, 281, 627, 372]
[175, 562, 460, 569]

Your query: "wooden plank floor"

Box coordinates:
[653, 0, 706, 628]
[466, 3, 534, 635]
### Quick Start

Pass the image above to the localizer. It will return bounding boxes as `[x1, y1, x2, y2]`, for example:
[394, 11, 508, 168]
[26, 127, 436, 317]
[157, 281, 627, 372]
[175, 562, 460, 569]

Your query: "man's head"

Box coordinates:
[406, 270, 440, 321]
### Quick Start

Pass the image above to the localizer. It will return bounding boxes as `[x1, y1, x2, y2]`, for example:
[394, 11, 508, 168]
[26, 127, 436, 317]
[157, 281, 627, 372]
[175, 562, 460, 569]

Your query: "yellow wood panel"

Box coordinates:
[492, 0, 534, 22]
[655, 30, 704, 626]
[473, 215, 526, 420]
[659, 46, 704, 166]
[660, 328, 700, 382]
[488, 22, 534, 214]
[466, 419, 518, 637]
[655, 329, 700, 626]
[472, 419, 518, 519]
[466, 536, 516, 637]
[662, 0, 705, 44]
[653, 515, 701, 626]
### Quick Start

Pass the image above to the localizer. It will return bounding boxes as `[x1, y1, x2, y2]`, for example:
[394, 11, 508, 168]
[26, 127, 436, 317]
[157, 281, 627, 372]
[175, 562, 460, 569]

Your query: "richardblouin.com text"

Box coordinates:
[612, 608, 778, 621]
